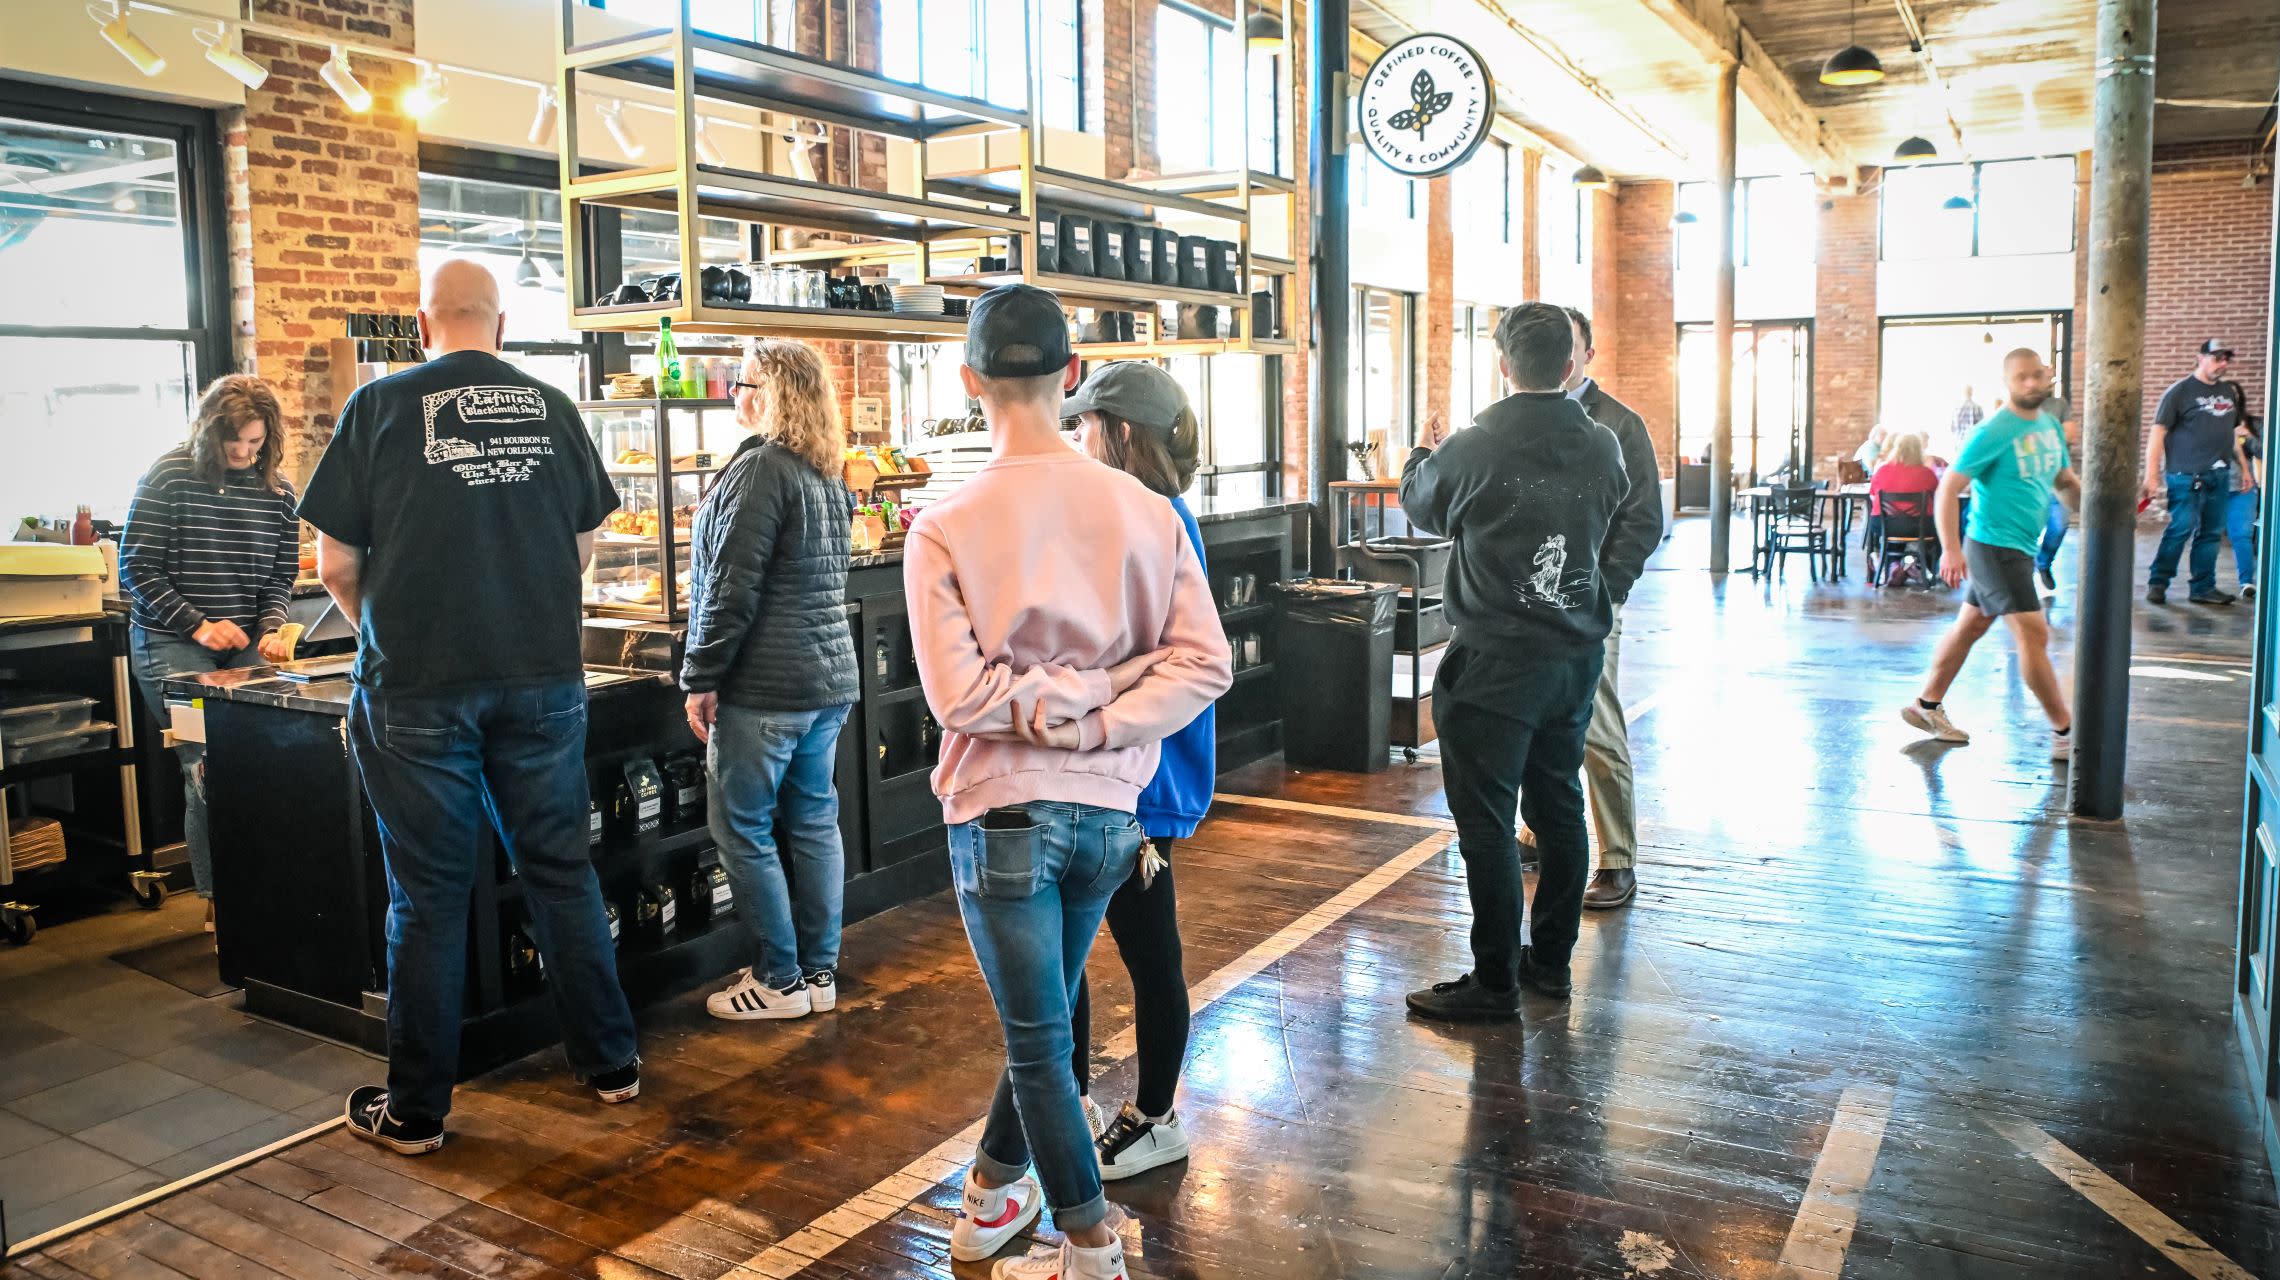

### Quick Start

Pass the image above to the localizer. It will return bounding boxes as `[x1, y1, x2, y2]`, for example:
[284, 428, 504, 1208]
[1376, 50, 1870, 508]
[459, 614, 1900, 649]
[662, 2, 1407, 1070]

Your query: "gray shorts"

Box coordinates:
[1964, 539, 2041, 617]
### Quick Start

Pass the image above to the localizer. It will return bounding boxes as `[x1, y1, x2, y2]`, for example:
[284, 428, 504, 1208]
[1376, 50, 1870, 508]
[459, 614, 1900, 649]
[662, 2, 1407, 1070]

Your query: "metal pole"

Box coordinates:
[1311, 0, 1352, 573]
[1708, 59, 1738, 573]
[2070, 0, 2157, 819]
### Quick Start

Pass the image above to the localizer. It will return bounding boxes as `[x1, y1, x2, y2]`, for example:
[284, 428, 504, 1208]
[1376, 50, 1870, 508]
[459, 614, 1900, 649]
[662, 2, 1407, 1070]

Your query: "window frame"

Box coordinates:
[1156, 0, 1241, 173]
[1184, 356, 1282, 500]
[0, 79, 233, 387]
[1675, 174, 1814, 271]
[1879, 155, 2080, 262]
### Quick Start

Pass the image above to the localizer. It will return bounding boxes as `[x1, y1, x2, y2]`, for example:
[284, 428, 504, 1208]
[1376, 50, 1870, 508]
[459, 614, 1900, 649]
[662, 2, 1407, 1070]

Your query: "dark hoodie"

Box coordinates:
[1398, 391, 1630, 655]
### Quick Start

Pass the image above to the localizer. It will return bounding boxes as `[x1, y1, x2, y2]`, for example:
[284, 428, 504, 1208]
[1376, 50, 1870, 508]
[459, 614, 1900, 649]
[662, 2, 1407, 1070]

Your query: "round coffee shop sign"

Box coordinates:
[1357, 34, 1494, 179]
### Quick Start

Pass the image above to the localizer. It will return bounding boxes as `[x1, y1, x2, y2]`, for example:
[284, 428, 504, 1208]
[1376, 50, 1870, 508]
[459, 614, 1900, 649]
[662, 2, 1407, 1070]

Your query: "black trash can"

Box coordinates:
[1274, 579, 1396, 773]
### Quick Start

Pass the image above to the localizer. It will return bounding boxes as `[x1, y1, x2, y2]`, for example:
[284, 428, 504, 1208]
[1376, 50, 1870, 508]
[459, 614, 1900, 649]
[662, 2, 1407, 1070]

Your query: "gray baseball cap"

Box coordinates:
[1063, 360, 1188, 430]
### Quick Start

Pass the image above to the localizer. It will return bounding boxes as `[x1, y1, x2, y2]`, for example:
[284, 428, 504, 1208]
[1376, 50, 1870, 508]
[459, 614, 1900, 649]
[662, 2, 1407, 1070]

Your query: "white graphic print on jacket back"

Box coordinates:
[1521, 532, 1593, 609]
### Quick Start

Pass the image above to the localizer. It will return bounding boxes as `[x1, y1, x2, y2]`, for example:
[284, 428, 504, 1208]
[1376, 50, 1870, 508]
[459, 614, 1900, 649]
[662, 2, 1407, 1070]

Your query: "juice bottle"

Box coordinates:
[657, 318, 682, 398]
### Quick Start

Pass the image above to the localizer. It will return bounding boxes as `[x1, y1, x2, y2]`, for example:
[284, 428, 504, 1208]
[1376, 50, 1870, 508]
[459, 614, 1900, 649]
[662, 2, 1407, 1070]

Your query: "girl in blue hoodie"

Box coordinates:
[1062, 361, 1216, 1181]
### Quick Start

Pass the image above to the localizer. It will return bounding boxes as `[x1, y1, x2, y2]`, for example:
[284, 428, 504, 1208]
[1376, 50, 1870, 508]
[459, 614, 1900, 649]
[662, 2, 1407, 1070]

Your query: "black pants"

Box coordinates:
[1434, 643, 1601, 987]
[1070, 839, 1188, 1118]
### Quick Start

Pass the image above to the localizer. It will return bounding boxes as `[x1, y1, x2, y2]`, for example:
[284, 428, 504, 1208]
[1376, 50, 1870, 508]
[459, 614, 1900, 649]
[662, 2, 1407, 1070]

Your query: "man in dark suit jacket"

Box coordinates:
[1515, 308, 1662, 909]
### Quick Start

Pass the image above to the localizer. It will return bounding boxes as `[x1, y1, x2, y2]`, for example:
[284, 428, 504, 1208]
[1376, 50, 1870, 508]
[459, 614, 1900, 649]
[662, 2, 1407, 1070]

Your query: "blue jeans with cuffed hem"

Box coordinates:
[348, 678, 637, 1126]
[2149, 468, 2233, 596]
[706, 702, 850, 989]
[128, 626, 266, 899]
[954, 801, 1144, 1234]
[2228, 487, 2259, 587]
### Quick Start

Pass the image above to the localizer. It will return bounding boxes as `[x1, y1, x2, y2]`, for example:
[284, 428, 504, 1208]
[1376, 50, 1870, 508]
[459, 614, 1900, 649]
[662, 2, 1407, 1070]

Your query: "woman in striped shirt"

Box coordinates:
[121, 374, 302, 919]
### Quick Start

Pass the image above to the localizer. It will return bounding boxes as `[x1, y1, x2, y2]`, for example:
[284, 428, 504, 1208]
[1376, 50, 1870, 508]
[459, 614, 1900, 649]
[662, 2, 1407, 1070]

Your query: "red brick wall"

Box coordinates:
[232, 1, 422, 485]
[1609, 182, 1676, 468]
[1423, 176, 1454, 431]
[1519, 149, 1541, 302]
[2140, 141, 2273, 438]
[1587, 186, 1625, 450]
[1811, 182, 1880, 478]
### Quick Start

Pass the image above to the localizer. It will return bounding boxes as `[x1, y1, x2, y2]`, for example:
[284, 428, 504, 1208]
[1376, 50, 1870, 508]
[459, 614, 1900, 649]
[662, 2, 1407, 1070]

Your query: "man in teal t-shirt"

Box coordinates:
[1901, 348, 2082, 763]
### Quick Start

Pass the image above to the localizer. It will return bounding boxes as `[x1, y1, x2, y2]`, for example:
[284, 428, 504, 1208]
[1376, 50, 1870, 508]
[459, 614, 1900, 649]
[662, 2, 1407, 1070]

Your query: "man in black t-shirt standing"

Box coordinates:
[300, 260, 639, 1156]
[2146, 339, 2261, 605]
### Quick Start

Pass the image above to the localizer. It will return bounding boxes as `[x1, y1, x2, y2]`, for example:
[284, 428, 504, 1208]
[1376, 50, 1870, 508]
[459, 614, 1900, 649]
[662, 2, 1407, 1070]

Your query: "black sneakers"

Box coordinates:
[345, 1086, 444, 1156]
[1405, 973, 1519, 1022]
[1516, 946, 1573, 998]
[2148, 585, 2168, 604]
[2191, 589, 2238, 606]
[589, 1060, 641, 1104]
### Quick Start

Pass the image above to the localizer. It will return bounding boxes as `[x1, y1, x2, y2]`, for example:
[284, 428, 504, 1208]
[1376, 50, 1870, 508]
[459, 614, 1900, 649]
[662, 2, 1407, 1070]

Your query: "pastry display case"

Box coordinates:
[580, 399, 743, 621]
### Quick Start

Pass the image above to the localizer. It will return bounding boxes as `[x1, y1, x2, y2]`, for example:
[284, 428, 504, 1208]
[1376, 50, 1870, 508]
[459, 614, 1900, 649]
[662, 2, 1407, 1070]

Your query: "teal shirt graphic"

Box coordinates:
[1953, 407, 2069, 555]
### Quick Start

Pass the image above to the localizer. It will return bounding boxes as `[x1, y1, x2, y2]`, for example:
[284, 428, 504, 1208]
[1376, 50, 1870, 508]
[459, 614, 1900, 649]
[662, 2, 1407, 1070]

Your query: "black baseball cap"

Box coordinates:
[2200, 339, 2236, 359]
[965, 284, 1073, 377]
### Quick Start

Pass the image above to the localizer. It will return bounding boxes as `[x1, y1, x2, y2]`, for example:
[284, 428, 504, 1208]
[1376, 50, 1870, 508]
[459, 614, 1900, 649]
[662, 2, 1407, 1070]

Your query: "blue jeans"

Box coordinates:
[953, 802, 1144, 1233]
[2228, 487, 2259, 587]
[2036, 497, 2069, 575]
[706, 703, 850, 988]
[347, 678, 637, 1126]
[2149, 468, 2234, 595]
[128, 626, 265, 899]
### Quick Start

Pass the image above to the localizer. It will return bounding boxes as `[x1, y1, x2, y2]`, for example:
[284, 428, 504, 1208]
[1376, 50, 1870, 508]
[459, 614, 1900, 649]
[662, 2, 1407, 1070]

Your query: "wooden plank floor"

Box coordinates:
[12, 521, 2277, 1279]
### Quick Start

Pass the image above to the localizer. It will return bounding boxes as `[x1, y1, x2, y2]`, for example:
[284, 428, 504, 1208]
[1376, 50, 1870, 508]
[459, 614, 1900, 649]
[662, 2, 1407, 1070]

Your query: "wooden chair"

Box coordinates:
[1766, 484, 1833, 580]
[1869, 490, 1938, 587]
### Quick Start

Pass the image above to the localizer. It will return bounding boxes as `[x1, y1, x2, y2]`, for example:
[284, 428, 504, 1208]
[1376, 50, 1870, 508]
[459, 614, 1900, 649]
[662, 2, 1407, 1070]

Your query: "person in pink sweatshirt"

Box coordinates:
[905, 285, 1231, 1280]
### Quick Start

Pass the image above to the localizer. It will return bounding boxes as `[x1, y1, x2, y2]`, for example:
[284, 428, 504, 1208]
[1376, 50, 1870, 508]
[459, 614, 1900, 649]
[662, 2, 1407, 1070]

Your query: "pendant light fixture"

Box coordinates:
[1941, 193, 1974, 211]
[320, 45, 373, 113]
[528, 86, 560, 148]
[1818, 0, 1885, 87]
[91, 3, 166, 77]
[1893, 135, 1938, 164]
[1672, 209, 1700, 225]
[1571, 165, 1613, 191]
[1245, 2, 1284, 49]
[193, 24, 270, 90]
[515, 245, 544, 286]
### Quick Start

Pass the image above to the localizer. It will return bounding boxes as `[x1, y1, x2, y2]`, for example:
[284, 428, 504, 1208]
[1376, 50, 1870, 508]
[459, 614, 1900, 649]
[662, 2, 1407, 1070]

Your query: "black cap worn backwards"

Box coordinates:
[965, 283, 1073, 378]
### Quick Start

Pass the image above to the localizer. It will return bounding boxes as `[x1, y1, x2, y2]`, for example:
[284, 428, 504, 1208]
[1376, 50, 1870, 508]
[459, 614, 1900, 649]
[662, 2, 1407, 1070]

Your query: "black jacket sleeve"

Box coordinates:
[1598, 406, 1664, 604]
[1398, 445, 1459, 538]
[680, 453, 785, 695]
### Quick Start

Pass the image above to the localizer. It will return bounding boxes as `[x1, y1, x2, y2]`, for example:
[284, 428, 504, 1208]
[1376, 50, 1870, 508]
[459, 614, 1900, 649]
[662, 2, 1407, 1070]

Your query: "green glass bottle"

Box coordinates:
[657, 317, 682, 399]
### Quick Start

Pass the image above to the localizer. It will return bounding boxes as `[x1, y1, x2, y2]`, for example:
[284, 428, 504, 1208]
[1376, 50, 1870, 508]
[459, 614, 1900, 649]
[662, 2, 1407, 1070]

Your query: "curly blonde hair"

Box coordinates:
[744, 339, 845, 476]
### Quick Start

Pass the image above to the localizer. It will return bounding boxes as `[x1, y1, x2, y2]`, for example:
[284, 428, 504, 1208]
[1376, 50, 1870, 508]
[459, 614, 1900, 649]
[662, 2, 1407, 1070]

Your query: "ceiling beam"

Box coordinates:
[1632, 0, 1856, 188]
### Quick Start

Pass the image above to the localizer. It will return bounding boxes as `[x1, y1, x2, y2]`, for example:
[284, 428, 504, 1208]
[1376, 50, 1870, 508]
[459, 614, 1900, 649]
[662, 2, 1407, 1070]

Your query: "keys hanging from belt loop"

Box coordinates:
[1137, 838, 1168, 890]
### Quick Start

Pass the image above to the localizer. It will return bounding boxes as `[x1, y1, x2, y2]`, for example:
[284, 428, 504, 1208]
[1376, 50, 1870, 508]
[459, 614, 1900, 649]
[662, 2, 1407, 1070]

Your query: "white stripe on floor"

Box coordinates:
[1772, 1085, 1894, 1280]
[1209, 791, 1453, 829]
[1990, 1118, 2260, 1280]
[738, 830, 1455, 1278]
[1624, 690, 1663, 724]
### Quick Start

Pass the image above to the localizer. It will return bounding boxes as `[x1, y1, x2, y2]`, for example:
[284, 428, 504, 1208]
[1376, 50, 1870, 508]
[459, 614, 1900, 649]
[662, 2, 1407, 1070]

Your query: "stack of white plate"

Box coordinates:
[890, 284, 946, 316]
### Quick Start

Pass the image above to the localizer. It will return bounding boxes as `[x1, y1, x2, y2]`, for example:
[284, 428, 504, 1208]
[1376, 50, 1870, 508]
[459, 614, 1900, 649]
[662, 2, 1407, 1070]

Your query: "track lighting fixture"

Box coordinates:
[320, 45, 373, 113]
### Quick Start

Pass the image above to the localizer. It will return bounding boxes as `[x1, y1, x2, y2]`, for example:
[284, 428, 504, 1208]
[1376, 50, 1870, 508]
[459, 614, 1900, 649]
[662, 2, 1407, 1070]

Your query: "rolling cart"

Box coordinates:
[0, 612, 163, 945]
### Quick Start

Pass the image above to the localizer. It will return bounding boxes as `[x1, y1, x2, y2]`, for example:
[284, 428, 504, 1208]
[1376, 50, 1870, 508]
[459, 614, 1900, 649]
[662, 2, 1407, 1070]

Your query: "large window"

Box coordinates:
[1676, 173, 1817, 270]
[1876, 313, 2070, 460]
[1352, 157, 1419, 221]
[877, 0, 1082, 128]
[1540, 160, 1592, 307]
[1349, 288, 1414, 450]
[1156, 3, 1244, 174]
[1452, 304, 1504, 425]
[593, 0, 771, 41]
[1881, 157, 2077, 260]
[0, 84, 229, 525]
[1458, 140, 1512, 246]
[1166, 355, 1279, 500]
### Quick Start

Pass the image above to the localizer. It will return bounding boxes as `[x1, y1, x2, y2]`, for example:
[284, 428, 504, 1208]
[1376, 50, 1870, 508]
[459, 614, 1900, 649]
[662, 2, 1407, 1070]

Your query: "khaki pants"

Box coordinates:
[1582, 610, 1637, 870]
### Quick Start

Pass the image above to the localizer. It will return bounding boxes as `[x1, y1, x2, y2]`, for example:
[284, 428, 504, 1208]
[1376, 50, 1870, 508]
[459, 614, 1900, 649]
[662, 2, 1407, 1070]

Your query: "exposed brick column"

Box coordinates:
[1518, 149, 1540, 302]
[1421, 176, 1454, 432]
[1277, 0, 1311, 502]
[1587, 187, 1637, 462]
[1812, 179, 1880, 478]
[231, 1, 421, 485]
[1609, 182, 1676, 466]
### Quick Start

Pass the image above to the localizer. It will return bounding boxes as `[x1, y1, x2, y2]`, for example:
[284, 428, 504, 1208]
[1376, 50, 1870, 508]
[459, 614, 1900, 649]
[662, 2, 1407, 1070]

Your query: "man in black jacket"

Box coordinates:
[1516, 308, 1661, 910]
[1399, 303, 1630, 1022]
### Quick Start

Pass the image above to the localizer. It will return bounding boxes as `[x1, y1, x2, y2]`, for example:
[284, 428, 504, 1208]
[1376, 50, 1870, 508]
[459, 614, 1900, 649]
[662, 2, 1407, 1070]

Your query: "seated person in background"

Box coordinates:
[1866, 433, 1941, 570]
[1852, 425, 1891, 473]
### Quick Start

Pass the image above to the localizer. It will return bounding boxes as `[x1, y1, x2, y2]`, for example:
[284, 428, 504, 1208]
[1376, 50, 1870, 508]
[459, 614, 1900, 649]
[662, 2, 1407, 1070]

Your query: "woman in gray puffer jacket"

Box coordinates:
[681, 339, 860, 1022]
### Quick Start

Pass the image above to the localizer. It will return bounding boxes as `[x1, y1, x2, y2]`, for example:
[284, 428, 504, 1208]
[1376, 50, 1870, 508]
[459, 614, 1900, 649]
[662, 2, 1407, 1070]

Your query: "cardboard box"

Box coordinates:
[0, 545, 107, 618]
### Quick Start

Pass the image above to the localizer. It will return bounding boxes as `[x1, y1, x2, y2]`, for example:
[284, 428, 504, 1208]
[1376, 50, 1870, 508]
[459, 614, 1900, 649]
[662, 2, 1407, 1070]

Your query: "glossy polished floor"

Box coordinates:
[11, 519, 2274, 1279]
